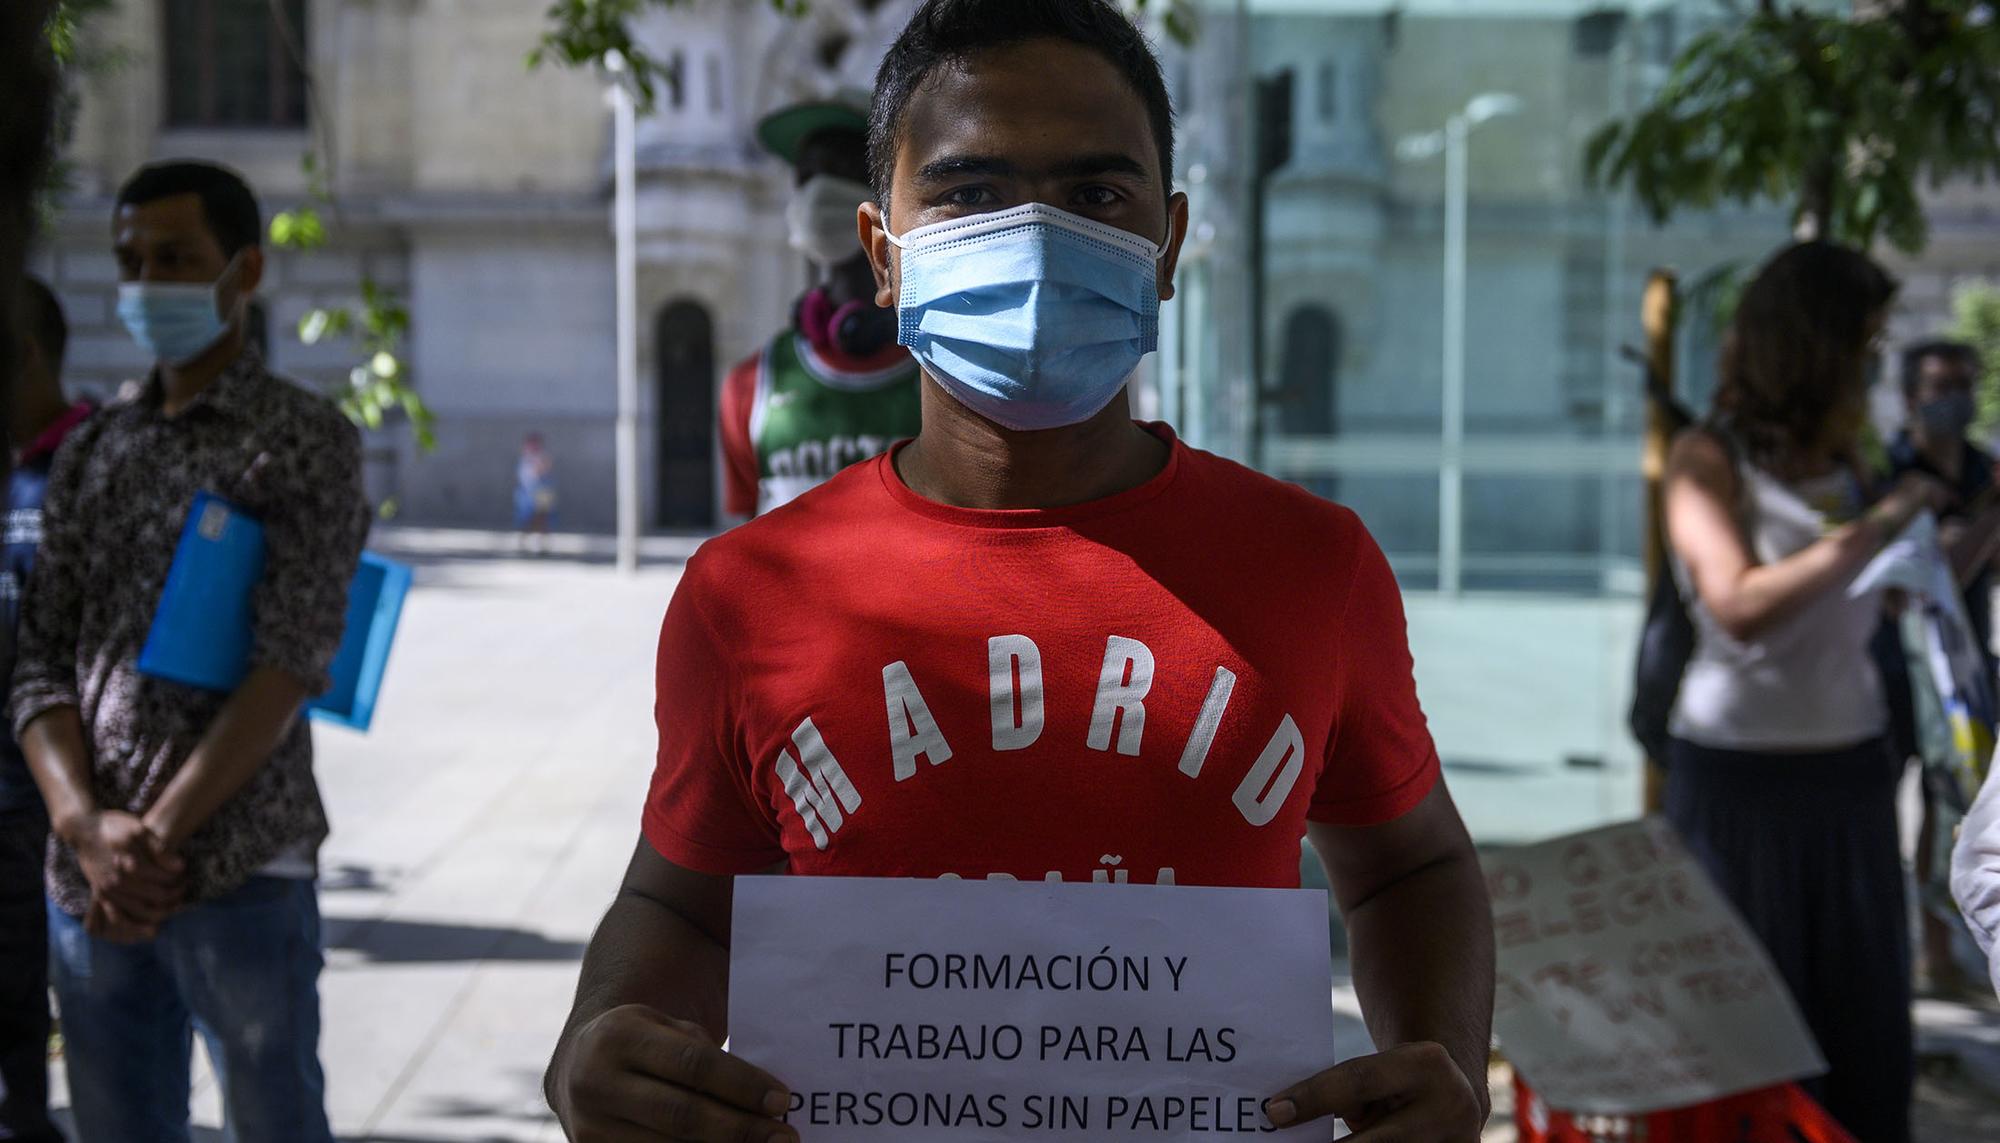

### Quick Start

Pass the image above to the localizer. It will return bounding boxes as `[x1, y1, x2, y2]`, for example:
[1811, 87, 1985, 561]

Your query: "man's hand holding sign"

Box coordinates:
[547, 1, 1493, 1139]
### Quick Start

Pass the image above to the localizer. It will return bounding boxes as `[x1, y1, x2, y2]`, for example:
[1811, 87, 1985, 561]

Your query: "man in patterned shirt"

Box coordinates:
[12, 161, 367, 1142]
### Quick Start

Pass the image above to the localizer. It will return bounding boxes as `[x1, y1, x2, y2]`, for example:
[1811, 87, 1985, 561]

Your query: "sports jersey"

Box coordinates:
[646, 423, 1440, 888]
[719, 332, 922, 517]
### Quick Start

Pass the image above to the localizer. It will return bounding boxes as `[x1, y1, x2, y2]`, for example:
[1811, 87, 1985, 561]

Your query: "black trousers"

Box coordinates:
[1665, 738, 1912, 1143]
[0, 805, 57, 1143]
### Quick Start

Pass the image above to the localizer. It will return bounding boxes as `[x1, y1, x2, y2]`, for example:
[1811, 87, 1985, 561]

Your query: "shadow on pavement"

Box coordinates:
[325, 918, 586, 964]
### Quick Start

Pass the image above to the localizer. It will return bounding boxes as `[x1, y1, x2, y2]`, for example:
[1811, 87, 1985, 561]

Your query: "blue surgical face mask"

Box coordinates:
[1919, 391, 1977, 439]
[116, 254, 241, 365]
[887, 203, 1168, 432]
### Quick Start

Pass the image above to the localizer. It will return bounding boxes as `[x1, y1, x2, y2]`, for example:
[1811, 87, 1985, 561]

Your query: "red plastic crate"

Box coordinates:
[1513, 1075, 1857, 1143]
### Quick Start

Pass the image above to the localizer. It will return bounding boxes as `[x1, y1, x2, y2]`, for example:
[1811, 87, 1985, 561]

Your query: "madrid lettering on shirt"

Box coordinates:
[773, 633, 1309, 874]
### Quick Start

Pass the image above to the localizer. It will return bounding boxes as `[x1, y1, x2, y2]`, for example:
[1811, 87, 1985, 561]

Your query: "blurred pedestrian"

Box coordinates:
[1891, 340, 2000, 657]
[514, 431, 557, 552]
[1663, 241, 1945, 1143]
[1888, 338, 2000, 996]
[13, 161, 366, 1143]
[718, 96, 921, 519]
[0, 277, 91, 1142]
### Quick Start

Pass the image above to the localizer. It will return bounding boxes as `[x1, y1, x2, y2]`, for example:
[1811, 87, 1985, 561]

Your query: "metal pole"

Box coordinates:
[613, 80, 640, 575]
[1440, 113, 1468, 597]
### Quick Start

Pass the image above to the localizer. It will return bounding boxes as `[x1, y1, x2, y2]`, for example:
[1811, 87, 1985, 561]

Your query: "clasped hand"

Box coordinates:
[72, 808, 185, 942]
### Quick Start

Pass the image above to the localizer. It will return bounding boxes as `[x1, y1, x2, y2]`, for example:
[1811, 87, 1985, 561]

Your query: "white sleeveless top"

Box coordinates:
[1669, 459, 1886, 751]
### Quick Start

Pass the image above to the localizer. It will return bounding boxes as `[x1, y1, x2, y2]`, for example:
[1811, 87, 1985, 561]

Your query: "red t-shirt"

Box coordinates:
[645, 424, 1440, 888]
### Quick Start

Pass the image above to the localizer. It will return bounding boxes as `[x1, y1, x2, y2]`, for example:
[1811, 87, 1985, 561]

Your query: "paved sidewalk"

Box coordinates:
[42, 536, 2000, 1140]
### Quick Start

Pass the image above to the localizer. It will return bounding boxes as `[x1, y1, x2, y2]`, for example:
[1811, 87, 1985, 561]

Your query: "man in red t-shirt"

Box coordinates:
[546, 2, 1493, 1140]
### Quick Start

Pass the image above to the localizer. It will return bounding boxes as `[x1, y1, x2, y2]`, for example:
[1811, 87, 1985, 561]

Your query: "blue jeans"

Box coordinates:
[47, 877, 332, 1143]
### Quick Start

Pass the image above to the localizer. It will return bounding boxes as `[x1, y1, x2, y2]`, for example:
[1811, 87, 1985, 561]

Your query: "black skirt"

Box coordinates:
[1665, 737, 1912, 1143]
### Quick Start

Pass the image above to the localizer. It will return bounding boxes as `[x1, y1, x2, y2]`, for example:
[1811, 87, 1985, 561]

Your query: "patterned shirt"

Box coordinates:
[10, 345, 369, 915]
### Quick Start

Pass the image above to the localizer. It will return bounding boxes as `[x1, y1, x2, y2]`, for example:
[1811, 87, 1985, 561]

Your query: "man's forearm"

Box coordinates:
[1942, 510, 2000, 586]
[548, 888, 731, 1108]
[144, 665, 308, 849]
[22, 705, 97, 841]
[1343, 850, 1496, 1116]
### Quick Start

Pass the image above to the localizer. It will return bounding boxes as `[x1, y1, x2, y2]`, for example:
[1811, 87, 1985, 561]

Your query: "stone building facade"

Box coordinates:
[34, 0, 2000, 565]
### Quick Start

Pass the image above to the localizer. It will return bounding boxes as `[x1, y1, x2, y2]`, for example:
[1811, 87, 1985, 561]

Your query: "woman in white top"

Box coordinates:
[1664, 241, 1947, 1143]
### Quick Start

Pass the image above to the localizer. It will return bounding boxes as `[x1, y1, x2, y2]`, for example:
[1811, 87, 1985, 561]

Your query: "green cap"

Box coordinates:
[755, 96, 870, 165]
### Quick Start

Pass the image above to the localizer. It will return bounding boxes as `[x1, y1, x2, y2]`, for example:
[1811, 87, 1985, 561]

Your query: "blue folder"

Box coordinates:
[137, 492, 410, 732]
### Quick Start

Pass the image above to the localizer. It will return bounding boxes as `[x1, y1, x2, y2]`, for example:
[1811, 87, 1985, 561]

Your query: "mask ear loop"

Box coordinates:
[211, 249, 247, 320]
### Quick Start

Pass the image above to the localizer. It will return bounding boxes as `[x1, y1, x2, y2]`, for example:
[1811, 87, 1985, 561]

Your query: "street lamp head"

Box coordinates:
[1464, 92, 1522, 126]
[1395, 131, 1448, 162]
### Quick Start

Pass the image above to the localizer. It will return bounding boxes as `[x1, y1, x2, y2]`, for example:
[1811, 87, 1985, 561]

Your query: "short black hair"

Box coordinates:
[1902, 338, 1982, 394]
[115, 160, 262, 256]
[17, 275, 67, 371]
[868, 0, 1176, 204]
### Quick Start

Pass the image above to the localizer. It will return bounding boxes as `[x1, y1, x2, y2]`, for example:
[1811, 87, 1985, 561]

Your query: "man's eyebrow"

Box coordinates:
[912, 153, 1155, 185]
[914, 155, 1018, 182]
[1047, 153, 1154, 184]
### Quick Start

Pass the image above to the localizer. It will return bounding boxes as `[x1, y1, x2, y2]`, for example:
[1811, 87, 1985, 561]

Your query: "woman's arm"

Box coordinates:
[1665, 429, 1945, 643]
[1952, 765, 2000, 997]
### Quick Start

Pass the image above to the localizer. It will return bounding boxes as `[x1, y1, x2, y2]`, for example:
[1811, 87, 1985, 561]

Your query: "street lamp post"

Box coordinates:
[608, 59, 641, 575]
[1398, 92, 1519, 596]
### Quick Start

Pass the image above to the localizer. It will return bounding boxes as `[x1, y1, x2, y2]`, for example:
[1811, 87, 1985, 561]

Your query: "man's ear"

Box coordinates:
[232, 246, 267, 307]
[859, 201, 897, 310]
[1157, 191, 1191, 303]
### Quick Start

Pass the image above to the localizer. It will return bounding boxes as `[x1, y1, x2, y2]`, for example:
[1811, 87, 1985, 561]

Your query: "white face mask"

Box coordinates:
[785, 174, 873, 269]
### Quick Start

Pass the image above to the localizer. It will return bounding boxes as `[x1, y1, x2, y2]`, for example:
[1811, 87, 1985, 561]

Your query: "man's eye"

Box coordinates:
[1075, 186, 1122, 208]
[943, 187, 993, 208]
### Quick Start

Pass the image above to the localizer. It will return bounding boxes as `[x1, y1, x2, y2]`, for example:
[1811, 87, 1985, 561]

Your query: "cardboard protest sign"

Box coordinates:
[730, 876, 1337, 1141]
[1485, 818, 1825, 1114]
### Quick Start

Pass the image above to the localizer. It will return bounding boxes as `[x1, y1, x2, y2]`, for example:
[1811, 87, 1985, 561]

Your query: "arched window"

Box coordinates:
[655, 300, 716, 528]
[1277, 305, 1341, 436]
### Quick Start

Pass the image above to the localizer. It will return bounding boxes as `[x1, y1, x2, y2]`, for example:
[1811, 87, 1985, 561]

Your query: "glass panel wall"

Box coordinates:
[1151, 0, 1831, 842]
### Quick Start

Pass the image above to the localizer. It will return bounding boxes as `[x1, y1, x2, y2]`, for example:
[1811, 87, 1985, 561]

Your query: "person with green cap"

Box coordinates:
[719, 95, 923, 518]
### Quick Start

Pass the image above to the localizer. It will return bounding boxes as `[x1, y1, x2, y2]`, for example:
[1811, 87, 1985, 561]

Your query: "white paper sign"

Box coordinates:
[729, 876, 1337, 1141]
[1485, 818, 1825, 1114]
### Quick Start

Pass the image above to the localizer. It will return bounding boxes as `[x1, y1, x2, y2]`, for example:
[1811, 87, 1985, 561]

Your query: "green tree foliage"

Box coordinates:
[268, 155, 437, 454]
[1954, 283, 2000, 437]
[1586, 0, 2000, 254]
[532, 0, 1200, 111]
[38, 0, 118, 232]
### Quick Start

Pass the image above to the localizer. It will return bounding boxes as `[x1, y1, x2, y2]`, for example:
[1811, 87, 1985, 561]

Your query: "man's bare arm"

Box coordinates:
[1269, 782, 1494, 1136]
[143, 665, 309, 850]
[545, 839, 797, 1142]
[1322, 784, 1494, 1108]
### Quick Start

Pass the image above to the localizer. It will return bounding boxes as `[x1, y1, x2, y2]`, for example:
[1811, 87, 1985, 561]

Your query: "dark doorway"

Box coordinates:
[654, 300, 716, 528]
[1277, 304, 1341, 436]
